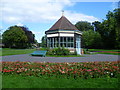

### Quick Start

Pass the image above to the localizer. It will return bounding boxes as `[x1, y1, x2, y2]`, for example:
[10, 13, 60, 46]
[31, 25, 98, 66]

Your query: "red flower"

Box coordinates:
[87, 69, 92, 72]
[3, 69, 13, 72]
[94, 68, 98, 71]
[112, 66, 119, 69]
[69, 69, 72, 71]
[46, 65, 49, 67]
[73, 71, 77, 74]
[62, 67, 65, 70]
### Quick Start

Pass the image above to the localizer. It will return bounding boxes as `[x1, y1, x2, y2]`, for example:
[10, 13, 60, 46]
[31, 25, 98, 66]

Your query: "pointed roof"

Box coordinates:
[49, 16, 78, 30]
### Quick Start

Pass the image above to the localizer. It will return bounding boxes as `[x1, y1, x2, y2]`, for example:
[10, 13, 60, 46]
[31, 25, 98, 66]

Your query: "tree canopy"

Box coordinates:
[82, 30, 102, 49]
[41, 36, 47, 48]
[20, 26, 35, 44]
[76, 8, 120, 49]
[75, 21, 94, 31]
[2, 25, 35, 48]
[99, 8, 120, 49]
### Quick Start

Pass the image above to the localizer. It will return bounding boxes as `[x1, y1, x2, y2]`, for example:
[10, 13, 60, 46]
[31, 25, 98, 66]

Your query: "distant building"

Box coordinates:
[45, 14, 82, 55]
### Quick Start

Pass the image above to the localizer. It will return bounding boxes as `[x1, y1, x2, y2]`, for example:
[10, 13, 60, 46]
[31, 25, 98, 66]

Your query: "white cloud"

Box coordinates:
[1, 0, 99, 24]
[70, 0, 118, 2]
[64, 11, 99, 23]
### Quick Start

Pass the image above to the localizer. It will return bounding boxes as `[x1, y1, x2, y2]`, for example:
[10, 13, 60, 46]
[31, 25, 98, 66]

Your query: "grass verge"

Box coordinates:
[1, 48, 84, 57]
[1, 48, 35, 56]
[88, 49, 120, 55]
[1, 48, 120, 56]
[2, 75, 119, 88]
[88, 49, 120, 52]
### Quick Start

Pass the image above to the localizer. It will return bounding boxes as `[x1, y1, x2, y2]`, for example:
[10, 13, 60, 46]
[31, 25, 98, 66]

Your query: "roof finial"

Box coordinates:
[62, 10, 64, 16]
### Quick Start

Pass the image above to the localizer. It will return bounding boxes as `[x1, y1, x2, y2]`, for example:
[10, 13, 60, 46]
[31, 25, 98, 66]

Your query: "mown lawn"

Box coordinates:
[1, 48, 83, 57]
[89, 49, 120, 52]
[1, 48, 35, 56]
[1, 48, 120, 56]
[88, 49, 120, 55]
[2, 75, 119, 88]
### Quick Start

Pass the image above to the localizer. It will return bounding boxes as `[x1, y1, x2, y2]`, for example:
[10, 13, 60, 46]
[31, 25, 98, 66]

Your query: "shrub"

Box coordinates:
[73, 50, 77, 55]
[47, 47, 70, 56]
[83, 49, 90, 54]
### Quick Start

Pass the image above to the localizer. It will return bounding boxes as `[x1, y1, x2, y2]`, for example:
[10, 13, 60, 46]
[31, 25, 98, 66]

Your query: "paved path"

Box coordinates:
[1, 54, 119, 62]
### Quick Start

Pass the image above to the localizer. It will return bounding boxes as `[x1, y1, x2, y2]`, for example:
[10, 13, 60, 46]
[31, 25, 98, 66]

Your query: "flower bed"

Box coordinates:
[1, 61, 120, 79]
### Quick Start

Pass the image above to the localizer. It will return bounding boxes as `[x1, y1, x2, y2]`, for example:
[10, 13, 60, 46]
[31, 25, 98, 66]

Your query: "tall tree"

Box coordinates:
[114, 8, 120, 48]
[2, 25, 36, 48]
[75, 21, 94, 31]
[92, 21, 101, 32]
[41, 36, 47, 48]
[82, 30, 102, 49]
[2, 26, 28, 48]
[20, 26, 35, 44]
[20, 26, 35, 47]
[99, 9, 120, 49]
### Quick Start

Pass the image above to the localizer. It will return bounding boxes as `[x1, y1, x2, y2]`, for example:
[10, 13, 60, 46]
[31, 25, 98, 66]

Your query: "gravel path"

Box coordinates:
[1, 54, 119, 62]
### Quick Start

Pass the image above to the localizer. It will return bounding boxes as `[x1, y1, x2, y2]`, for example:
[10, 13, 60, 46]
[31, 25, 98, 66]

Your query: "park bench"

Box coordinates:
[31, 50, 47, 57]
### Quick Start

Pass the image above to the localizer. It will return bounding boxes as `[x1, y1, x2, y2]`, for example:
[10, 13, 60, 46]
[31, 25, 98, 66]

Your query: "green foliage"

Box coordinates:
[75, 21, 94, 31]
[114, 8, 120, 49]
[98, 9, 120, 49]
[2, 25, 35, 49]
[20, 26, 35, 44]
[2, 26, 28, 48]
[41, 36, 47, 48]
[82, 30, 102, 49]
[83, 49, 90, 54]
[73, 50, 77, 55]
[92, 21, 101, 32]
[47, 47, 70, 55]
[76, 8, 120, 49]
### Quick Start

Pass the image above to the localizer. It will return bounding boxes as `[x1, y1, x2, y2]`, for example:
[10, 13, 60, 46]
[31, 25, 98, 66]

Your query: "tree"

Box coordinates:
[114, 8, 120, 48]
[20, 26, 35, 43]
[2, 26, 28, 48]
[82, 30, 102, 49]
[75, 21, 94, 31]
[92, 21, 101, 32]
[19, 26, 35, 47]
[41, 36, 47, 48]
[98, 9, 120, 49]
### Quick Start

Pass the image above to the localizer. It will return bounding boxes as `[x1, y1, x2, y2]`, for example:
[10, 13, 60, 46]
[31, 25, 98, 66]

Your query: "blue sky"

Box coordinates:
[1, 0, 118, 43]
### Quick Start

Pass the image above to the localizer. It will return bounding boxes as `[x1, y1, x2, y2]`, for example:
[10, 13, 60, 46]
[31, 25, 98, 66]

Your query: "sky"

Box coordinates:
[0, 0, 119, 43]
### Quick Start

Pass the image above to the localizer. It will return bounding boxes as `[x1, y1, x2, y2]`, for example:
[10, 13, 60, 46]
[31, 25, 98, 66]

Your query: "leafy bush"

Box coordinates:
[47, 47, 70, 55]
[73, 50, 77, 55]
[83, 49, 90, 54]
[69, 50, 77, 55]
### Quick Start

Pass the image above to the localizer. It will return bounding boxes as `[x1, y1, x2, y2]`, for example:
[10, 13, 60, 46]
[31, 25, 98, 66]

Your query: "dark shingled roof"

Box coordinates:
[49, 16, 78, 30]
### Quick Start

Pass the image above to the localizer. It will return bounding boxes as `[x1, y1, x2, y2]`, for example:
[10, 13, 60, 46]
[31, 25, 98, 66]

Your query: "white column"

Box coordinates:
[53, 37, 54, 48]
[59, 37, 60, 47]
[47, 38, 49, 47]
[66, 37, 68, 48]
